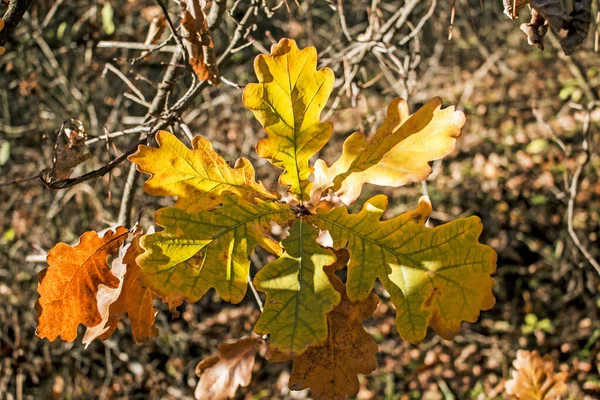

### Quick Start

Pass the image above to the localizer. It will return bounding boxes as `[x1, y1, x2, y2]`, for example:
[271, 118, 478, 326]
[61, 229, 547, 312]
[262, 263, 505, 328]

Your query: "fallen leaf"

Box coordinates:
[505, 350, 569, 400]
[194, 337, 260, 400]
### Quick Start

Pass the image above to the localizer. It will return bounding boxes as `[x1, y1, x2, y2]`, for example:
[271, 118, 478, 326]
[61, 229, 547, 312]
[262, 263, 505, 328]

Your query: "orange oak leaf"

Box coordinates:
[194, 337, 260, 400]
[505, 350, 569, 400]
[36, 226, 129, 342]
[268, 249, 379, 400]
[83, 231, 159, 345]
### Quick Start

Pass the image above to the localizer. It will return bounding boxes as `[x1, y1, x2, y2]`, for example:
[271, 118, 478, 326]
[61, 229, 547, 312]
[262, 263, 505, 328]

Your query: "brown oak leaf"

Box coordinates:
[180, 0, 219, 85]
[194, 336, 260, 400]
[505, 350, 569, 400]
[83, 231, 159, 345]
[36, 226, 129, 342]
[268, 249, 379, 400]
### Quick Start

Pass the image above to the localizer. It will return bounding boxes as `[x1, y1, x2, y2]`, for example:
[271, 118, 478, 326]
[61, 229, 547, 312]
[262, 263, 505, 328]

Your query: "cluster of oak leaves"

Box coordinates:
[34, 39, 568, 400]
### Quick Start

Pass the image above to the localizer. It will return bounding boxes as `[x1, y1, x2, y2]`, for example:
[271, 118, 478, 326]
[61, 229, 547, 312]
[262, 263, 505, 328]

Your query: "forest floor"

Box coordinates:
[1, 1, 600, 399]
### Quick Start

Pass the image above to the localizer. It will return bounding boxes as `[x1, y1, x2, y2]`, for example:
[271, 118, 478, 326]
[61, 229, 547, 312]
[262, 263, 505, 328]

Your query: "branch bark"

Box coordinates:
[0, 0, 35, 47]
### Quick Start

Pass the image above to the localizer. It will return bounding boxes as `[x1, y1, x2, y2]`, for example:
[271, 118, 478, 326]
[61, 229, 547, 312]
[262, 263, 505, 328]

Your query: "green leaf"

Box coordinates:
[0, 141, 10, 166]
[254, 220, 341, 356]
[308, 195, 496, 344]
[101, 3, 115, 35]
[243, 38, 334, 201]
[138, 194, 294, 304]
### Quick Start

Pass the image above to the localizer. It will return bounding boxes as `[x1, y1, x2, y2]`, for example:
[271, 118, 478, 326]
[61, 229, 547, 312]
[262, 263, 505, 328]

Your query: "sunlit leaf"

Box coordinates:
[129, 131, 278, 211]
[309, 195, 496, 343]
[312, 97, 465, 205]
[243, 38, 334, 201]
[505, 350, 569, 400]
[36, 227, 129, 342]
[138, 194, 294, 304]
[254, 220, 340, 356]
[195, 337, 260, 400]
[84, 230, 159, 345]
[268, 249, 378, 400]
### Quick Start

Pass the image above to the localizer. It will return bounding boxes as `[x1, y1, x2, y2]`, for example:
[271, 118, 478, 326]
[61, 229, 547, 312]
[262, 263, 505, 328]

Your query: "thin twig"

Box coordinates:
[566, 103, 600, 276]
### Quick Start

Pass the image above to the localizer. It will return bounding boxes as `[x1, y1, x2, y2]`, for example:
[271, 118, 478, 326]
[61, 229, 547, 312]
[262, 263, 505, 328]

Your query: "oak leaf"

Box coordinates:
[83, 231, 159, 345]
[129, 131, 278, 212]
[137, 194, 294, 304]
[269, 249, 378, 400]
[36, 226, 129, 342]
[311, 97, 465, 206]
[505, 350, 568, 400]
[243, 38, 334, 201]
[253, 220, 341, 356]
[308, 195, 496, 344]
[82, 243, 129, 347]
[194, 337, 260, 400]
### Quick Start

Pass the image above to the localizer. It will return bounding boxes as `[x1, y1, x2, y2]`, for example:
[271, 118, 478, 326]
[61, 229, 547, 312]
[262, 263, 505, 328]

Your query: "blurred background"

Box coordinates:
[1, 0, 599, 398]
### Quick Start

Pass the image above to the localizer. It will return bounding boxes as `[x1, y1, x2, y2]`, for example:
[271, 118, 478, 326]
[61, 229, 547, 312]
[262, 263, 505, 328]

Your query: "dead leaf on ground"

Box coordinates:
[194, 336, 260, 400]
[505, 349, 569, 400]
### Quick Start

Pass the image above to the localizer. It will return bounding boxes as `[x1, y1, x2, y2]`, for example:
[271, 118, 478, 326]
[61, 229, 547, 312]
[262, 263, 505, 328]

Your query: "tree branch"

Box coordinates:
[0, 0, 35, 47]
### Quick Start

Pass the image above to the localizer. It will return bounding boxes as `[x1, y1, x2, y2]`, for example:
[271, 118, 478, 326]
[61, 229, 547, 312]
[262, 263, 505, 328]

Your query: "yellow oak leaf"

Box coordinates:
[243, 38, 334, 202]
[506, 350, 569, 400]
[268, 249, 379, 400]
[129, 131, 278, 212]
[308, 195, 496, 344]
[138, 194, 294, 304]
[311, 97, 465, 206]
[194, 337, 260, 400]
[253, 220, 341, 356]
[36, 226, 129, 342]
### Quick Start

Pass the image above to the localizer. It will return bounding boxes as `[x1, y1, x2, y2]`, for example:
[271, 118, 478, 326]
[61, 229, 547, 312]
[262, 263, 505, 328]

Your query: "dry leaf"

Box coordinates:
[560, 0, 592, 55]
[194, 337, 260, 400]
[82, 231, 159, 345]
[505, 350, 569, 400]
[82, 244, 129, 347]
[41, 118, 91, 182]
[180, 0, 219, 84]
[36, 227, 129, 342]
[268, 249, 379, 400]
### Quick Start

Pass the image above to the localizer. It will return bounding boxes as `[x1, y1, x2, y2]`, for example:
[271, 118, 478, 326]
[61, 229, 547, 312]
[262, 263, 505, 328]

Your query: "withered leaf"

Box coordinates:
[180, 0, 220, 85]
[194, 337, 260, 400]
[83, 230, 159, 345]
[268, 249, 379, 400]
[505, 350, 569, 400]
